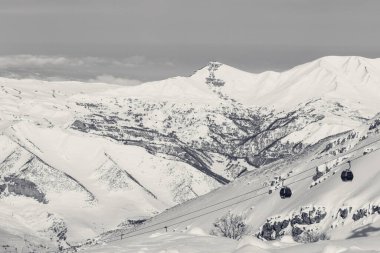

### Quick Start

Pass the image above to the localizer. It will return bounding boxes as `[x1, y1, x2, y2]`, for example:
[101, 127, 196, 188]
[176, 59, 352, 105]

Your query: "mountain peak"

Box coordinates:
[208, 61, 223, 66]
[191, 61, 224, 77]
[191, 60, 252, 81]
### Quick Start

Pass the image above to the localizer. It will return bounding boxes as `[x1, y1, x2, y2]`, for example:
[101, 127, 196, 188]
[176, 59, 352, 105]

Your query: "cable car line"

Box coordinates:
[98, 145, 380, 246]
[102, 152, 369, 245]
[56, 139, 380, 252]
[128, 138, 380, 237]
[105, 191, 270, 243]
[285, 137, 380, 181]
[98, 141, 380, 244]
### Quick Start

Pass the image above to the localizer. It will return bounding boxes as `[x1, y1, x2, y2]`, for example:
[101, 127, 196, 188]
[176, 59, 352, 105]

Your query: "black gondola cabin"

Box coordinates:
[280, 187, 292, 199]
[341, 170, 354, 182]
[341, 161, 353, 182]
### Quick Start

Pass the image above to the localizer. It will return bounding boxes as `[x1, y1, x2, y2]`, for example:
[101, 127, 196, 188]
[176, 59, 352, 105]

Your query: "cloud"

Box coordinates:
[88, 75, 141, 86]
[0, 54, 144, 85]
[0, 55, 83, 68]
[0, 55, 144, 68]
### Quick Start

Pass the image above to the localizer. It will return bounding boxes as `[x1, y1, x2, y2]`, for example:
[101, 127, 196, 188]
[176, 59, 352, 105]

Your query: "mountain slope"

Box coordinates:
[82, 113, 380, 252]
[0, 56, 379, 251]
[0, 122, 221, 248]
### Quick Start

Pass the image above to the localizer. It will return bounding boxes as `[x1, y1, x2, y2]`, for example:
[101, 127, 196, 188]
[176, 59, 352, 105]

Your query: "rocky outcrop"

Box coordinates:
[260, 220, 290, 240]
[338, 207, 350, 219]
[334, 205, 380, 222]
[369, 118, 380, 131]
[352, 208, 368, 221]
[260, 204, 380, 241]
[71, 96, 331, 184]
[205, 62, 225, 87]
[372, 205, 380, 214]
[3, 176, 47, 203]
[259, 206, 327, 240]
[350, 205, 380, 221]
[0, 183, 6, 193]
[45, 213, 70, 251]
[117, 218, 148, 229]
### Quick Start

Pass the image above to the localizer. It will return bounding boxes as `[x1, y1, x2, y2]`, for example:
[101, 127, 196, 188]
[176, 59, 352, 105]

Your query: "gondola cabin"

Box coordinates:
[341, 170, 354, 182]
[280, 186, 292, 199]
[341, 161, 354, 182]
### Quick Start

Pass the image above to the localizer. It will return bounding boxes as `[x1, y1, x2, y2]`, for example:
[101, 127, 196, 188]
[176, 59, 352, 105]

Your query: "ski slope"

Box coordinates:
[80, 232, 380, 253]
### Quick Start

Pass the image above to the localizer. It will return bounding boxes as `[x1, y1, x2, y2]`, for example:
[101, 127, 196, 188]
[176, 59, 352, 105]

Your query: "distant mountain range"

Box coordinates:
[0, 56, 379, 251]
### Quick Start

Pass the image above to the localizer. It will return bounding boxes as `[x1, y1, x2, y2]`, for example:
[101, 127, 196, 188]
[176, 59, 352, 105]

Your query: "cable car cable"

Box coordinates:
[285, 138, 380, 181]
[57, 140, 380, 251]
[98, 142, 380, 245]
[132, 138, 380, 236]
[109, 144, 380, 242]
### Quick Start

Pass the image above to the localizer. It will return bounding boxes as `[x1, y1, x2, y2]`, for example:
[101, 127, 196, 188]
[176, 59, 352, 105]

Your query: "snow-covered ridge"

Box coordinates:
[92, 56, 380, 113]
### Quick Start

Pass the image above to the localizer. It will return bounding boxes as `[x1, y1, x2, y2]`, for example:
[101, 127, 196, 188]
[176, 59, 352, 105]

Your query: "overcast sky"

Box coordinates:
[1, 0, 380, 84]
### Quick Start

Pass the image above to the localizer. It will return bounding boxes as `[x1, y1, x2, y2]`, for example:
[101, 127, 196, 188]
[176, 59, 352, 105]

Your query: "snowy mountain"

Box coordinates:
[0, 56, 380, 252]
[0, 79, 221, 250]
[102, 56, 380, 113]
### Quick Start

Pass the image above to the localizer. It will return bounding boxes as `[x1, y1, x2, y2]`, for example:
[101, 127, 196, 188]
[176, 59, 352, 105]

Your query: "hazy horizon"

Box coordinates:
[2, 0, 380, 85]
